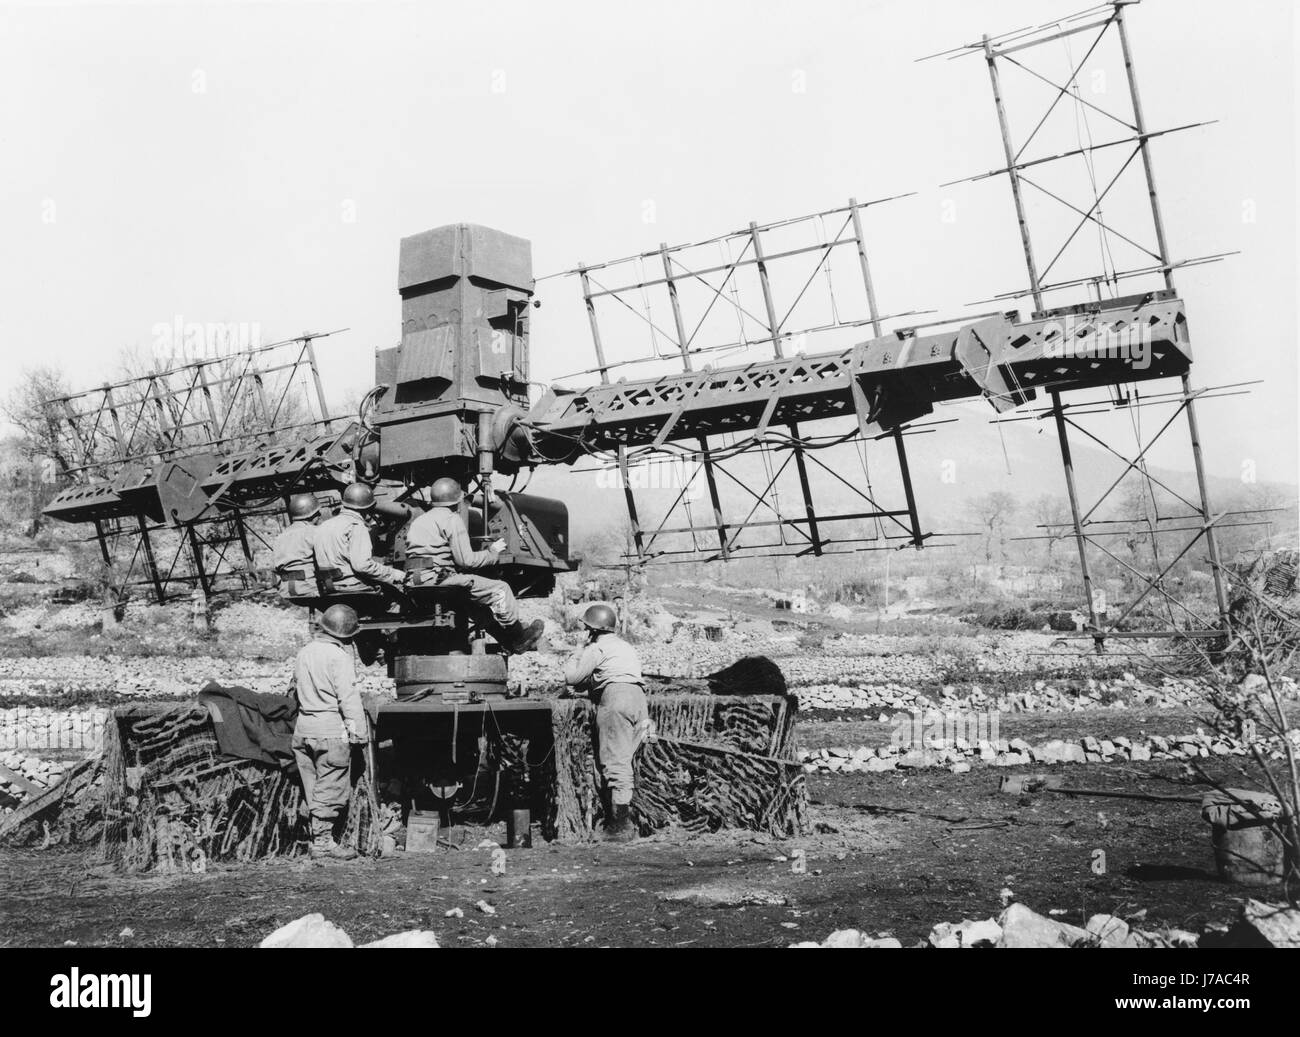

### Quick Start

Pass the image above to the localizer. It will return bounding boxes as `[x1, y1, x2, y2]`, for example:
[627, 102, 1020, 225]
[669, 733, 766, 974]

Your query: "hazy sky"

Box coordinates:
[1, 0, 1296, 486]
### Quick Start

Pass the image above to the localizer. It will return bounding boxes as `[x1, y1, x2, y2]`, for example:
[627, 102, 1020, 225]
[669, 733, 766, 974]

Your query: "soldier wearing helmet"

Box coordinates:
[292, 603, 366, 861]
[312, 482, 405, 594]
[404, 476, 545, 654]
[563, 602, 648, 841]
[271, 492, 322, 599]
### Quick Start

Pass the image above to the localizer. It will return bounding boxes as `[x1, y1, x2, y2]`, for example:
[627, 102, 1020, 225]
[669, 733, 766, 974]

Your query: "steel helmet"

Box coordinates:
[319, 603, 360, 640]
[287, 492, 321, 521]
[430, 477, 464, 507]
[582, 602, 617, 633]
[341, 482, 377, 511]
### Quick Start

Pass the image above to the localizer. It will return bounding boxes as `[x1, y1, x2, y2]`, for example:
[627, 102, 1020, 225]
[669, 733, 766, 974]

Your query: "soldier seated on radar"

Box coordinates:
[312, 482, 406, 598]
[404, 477, 545, 655]
[271, 492, 323, 600]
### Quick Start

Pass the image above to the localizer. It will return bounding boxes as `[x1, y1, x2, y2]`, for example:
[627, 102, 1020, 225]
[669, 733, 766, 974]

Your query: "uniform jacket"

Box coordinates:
[313, 510, 403, 584]
[271, 521, 316, 574]
[293, 636, 365, 740]
[406, 507, 496, 571]
[564, 633, 643, 693]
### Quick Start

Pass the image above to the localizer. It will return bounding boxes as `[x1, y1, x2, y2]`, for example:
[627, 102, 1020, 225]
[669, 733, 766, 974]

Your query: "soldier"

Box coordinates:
[312, 482, 405, 594]
[293, 603, 367, 861]
[563, 603, 648, 842]
[404, 477, 544, 653]
[271, 492, 322, 599]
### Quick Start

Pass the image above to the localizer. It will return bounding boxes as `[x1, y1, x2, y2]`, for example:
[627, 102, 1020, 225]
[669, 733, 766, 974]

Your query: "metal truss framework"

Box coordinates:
[545, 197, 938, 564]
[945, 0, 1233, 643]
[44, 332, 343, 603]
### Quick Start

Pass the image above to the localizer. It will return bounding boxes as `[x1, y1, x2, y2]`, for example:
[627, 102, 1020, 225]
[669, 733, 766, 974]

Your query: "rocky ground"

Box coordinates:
[0, 590, 1296, 946]
[2, 759, 1295, 948]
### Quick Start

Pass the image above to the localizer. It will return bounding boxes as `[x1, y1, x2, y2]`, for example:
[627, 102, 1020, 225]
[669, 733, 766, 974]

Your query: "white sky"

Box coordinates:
[1, 0, 1296, 484]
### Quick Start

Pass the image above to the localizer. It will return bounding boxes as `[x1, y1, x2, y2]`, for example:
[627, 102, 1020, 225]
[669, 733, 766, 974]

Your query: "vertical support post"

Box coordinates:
[893, 428, 923, 548]
[696, 440, 729, 561]
[1178, 389, 1228, 616]
[661, 243, 729, 556]
[787, 421, 822, 556]
[659, 244, 693, 373]
[136, 515, 165, 603]
[1051, 394, 1101, 647]
[195, 362, 222, 445]
[749, 222, 784, 358]
[231, 511, 254, 569]
[148, 376, 177, 455]
[93, 518, 124, 619]
[58, 400, 87, 470]
[186, 524, 212, 598]
[103, 386, 128, 456]
[986, 27, 1111, 647]
[983, 35, 1044, 312]
[1114, 3, 1173, 294]
[751, 222, 819, 555]
[92, 519, 113, 569]
[580, 261, 640, 562]
[617, 447, 644, 559]
[1114, 3, 1228, 621]
[578, 263, 610, 384]
[848, 198, 883, 337]
[252, 372, 275, 428]
[305, 336, 334, 432]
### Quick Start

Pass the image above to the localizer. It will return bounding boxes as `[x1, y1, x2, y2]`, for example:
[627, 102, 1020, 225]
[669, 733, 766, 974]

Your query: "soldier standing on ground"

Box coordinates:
[293, 603, 367, 861]
[563, 603, 649, 842]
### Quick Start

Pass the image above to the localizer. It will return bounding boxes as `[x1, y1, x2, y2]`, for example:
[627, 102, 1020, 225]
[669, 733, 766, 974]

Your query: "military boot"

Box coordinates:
[309, 832, 335, 861]
[310, 837, 358, 862]
[500, 619, 546, 654]
[600, 803, 636, 843]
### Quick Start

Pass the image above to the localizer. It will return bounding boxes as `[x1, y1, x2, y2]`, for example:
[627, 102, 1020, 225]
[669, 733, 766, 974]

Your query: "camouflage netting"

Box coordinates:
[544, 693, 805, 842]
[106, 704, 382, 871]
[1, 703, 382, 870]
[2, 659, 805, 865]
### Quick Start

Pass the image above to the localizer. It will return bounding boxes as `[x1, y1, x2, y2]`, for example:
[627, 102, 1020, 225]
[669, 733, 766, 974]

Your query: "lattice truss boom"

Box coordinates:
[525, 1, 1245, 642]
[42, 332, 352, 601]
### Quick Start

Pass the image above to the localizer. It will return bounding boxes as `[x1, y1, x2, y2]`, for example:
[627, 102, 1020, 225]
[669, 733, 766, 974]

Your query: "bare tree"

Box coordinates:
[969, 491, 1018, 566]
[1, 367, 73, 535]
[1032, 493, 1071, 564]
[3, 366, 71, 470]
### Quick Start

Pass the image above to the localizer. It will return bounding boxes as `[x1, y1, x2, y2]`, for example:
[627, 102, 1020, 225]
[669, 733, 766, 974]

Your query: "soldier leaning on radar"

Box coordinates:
[562, 603, 651, 842]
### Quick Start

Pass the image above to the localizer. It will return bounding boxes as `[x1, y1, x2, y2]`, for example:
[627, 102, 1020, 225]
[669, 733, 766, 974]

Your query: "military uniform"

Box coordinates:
[564, 633, 648, 807]
[312, 510, 403, 592]
[292, 635, 366, 849]
[271, 520, 317, 599]
[404, 506, 519, 626]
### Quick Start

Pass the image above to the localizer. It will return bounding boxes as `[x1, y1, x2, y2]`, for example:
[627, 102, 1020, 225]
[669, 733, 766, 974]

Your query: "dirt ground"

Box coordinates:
[0, 759, 1265, 948]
